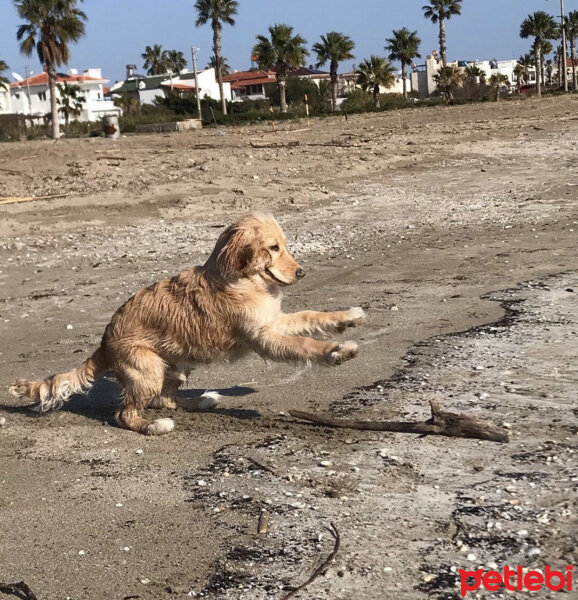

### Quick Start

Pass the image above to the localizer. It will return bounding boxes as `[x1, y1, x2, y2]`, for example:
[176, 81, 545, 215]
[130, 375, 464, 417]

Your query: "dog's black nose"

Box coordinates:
[296, 269, 305, 279]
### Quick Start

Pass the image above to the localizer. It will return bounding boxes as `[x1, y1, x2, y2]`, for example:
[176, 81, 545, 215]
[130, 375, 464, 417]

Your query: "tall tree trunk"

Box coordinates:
[439, 16, 447, 66]
[331, 59, 338, 111]
[534, 39, 542, 96]
[373, 83, 380, 108]
[47, 62, 60, 139]
[570, 36, 578, 93]
[213, 20, 227, 116]
[402, 61, 408, 99]
[279, 76, 287, 113]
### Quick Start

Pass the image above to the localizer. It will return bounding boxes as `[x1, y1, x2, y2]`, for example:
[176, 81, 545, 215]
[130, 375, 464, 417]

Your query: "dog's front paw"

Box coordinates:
[344, 307, 367, 328]
[326, 340, 359, 365]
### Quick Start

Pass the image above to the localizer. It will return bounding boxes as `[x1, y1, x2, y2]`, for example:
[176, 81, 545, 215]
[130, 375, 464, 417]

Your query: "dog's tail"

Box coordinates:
[9, 346, 109, 412]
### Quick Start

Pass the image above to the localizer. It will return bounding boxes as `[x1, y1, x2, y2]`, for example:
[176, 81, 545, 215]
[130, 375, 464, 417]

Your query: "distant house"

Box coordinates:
[10, 68, 120, 121]
[0, 81, 11, 114]
[223, 65, 331, 103]
[109, 66, 230, 104]
[222, 69, 276, 102]
[411, 54, 538, 97]
[287, 65, 330, 86]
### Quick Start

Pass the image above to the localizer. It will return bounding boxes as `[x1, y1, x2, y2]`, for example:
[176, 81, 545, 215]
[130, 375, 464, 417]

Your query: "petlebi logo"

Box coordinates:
[459, 564, 574, 597]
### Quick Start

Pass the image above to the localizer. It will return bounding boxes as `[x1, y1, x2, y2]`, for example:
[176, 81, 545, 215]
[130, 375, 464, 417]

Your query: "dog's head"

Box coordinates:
[207, 213, 304, 286]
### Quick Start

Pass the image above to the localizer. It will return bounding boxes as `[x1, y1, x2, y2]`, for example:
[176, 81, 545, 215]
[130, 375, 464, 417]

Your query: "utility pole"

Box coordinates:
[191, 47, 202, 119]
[561, 0, 568, 91]
[25, 65, 32, 114]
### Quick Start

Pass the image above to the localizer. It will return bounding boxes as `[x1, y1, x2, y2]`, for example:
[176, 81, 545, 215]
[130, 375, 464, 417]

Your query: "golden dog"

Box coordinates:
[9, 213, 365, 435]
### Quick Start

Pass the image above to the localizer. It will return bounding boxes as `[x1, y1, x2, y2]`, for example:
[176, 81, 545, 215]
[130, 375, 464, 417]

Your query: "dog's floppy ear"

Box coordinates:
[215, 224, 256, 276]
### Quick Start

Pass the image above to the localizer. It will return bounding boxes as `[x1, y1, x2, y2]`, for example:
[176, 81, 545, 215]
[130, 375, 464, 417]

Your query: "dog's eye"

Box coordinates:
[270, 244, 280, 252]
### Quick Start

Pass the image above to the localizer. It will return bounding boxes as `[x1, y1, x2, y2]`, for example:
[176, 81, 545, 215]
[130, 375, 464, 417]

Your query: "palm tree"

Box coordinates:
[0, 59, 9, 89]
[513, 63, 526, 91]
[14, 0, 87, 139]
[206, 54, 230, 75]
[57, 81, 85, 125]
[312, 31, 355, 111]
[113, 93, 140, 115]
[162, 50, 187, 74]
[464, 63, 486, 84]
[540, 40, 554, 86]
[355, 56, 395, 108]
[566, 10, 578, 91]
[252, 24, 309, 113]
[553, 45, 564, 86]
[433, 64, 463, 102]
[194, 0, 238, 116]
[385, 28, 421, 99]
[142, 44, 166, 75]
[422, 0, 462, 66]
[520, 11, 558, 96]
[516, 53, 535, 89]
[488, 73, 509, 101]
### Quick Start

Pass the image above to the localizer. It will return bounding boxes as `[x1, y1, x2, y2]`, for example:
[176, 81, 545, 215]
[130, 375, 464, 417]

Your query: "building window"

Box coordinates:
[38, 91, 47, 101]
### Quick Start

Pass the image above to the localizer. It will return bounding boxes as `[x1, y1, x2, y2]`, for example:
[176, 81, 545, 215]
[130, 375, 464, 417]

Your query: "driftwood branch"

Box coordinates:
[0, 194, 69, 205]
[289, 400, 510, 443]
[250, 140, 300, 149]
[280, 522, 340, 600]
[0, 581, 38, 600]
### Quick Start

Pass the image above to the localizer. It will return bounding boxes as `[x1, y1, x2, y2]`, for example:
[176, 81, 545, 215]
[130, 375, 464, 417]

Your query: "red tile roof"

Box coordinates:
[231, 77, 274, 89]
[222, 69, 276, 84]
[160, 81, 196, 89]
[10, 72, 107, 88]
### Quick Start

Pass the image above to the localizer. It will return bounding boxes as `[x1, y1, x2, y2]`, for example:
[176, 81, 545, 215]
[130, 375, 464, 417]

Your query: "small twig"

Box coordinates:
[0, 581, 39, 600]
[280, 522, 340, 600]
[246, 456, 278, 476]
[249, 141, 300, 149]
[257, 510, 270, 535]
[289, 399, 510, 443]
[96, 155, 127, 161]
[0, 194, 70, 205]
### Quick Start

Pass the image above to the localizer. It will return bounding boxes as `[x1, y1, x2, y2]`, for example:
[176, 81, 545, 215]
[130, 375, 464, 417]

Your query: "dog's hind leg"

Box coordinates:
[115, 350, 175, 435]
[148, 369, 187, 410]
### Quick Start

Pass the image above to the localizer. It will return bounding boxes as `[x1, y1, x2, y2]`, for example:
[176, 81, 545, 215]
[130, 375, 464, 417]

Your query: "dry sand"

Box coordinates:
[0, 96, 577, 599]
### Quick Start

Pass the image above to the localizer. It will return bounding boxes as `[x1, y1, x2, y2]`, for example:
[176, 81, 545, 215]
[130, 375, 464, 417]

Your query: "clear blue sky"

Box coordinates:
[0, 0, 571, 83]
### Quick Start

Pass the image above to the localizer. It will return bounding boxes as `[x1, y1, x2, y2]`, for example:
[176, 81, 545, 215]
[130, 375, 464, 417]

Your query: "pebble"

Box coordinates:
[466, 553, 477, 562]
[197, 480, 207, 487]
[517, 529, 528, 537]
[319, 460, 333, 467]
[135, 448, 144, 454]
[66, 324, 74, 330]
[0, 417, 6, 427]
[526, 547, 541, 557]
[78, 550, 86, 555]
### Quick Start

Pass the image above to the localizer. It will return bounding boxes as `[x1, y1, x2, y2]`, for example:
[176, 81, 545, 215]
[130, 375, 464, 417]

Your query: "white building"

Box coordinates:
[411, 54, 538, 97]
[466, 59, 536, 88]
[9, 68, 120, 121]
[0, 81, 11, 114]
[109, 67, 230, 104]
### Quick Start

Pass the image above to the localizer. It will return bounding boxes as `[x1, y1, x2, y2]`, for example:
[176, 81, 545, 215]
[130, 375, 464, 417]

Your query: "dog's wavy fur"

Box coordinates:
[9, 213, 365, 435]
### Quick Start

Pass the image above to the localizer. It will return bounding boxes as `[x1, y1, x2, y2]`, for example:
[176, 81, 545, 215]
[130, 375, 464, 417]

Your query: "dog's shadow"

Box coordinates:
[1, 376, 260, 426]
